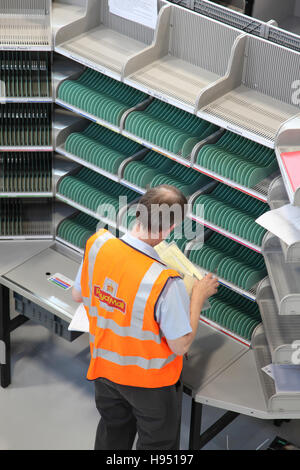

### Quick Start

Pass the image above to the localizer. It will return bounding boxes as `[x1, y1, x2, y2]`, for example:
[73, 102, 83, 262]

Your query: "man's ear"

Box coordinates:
[160, 224, 176, 239]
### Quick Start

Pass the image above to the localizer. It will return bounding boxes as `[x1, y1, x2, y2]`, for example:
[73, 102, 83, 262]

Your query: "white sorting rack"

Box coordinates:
[197, 34, 300, 148]
[124, 3, 241, 114]
[54, 0, 165, 81]
[0, 0, 52, 50]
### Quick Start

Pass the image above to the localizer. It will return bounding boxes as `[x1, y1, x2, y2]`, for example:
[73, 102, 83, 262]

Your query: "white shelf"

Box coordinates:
[56, 146, 120, 184]
[122, 130, 192, 167]
[125, 4, 240, 114]
[200, 316, 251, 347]
[0, 97, 53, 103]
[55, 193, 119, 231]
[189, 213, 262, 253]
[56, 98, 121, 134]
[192, 163, 277, 203]
[0, 192, 53, 198]
[257, 277, 300, 364]
[0, 146, 53, 152]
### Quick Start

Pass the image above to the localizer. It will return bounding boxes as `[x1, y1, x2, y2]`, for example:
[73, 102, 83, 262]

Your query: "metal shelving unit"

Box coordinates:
[0, 2, 54, 241]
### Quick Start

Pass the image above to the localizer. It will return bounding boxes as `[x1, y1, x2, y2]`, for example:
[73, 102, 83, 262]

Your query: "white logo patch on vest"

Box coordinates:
[94, 278, 126, 314]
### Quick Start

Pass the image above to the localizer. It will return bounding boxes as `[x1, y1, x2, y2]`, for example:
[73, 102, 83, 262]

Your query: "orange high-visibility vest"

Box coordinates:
[81, 229, 183, 388]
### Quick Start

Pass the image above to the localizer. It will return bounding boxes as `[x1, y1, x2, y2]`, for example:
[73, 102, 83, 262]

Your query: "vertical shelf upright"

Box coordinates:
[0, 0, 53, 240]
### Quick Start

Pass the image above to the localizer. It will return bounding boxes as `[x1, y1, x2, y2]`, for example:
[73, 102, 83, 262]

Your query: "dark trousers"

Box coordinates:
[94, 377, 183, 450]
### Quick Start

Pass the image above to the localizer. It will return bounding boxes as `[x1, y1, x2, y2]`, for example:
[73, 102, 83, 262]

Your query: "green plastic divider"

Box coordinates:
[196, 131, 278, 188]
[124, 150, 210, 195]
[189, 231, 266, 290]
[203, 285, 261, 341]
[58, 68, 147, 126]
[125, 99, 218, 158]
[193, 184, 268, 245]
[65, 123, 143, 175]
[57, 168, 138, 222]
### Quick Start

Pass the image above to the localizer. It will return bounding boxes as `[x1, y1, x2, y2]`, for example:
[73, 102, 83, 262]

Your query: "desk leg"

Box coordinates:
[189, 399, 203, 450]
[187, 392, 239, 450]
[0, 285, 10, 388]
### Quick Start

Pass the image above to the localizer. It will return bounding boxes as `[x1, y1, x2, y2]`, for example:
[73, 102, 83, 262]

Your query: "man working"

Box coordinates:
[72, 185, 218, 450]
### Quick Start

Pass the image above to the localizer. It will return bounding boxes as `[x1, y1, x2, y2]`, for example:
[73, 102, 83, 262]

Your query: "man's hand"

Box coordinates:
[167, 274, 219, 357]
[191, 273, 219, 303]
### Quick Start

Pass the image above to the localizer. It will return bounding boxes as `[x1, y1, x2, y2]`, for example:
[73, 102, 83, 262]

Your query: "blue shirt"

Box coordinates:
[74, 232, 192, 340]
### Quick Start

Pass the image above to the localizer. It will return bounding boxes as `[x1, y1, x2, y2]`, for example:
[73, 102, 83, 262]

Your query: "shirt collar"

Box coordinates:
[121, 232, 162, 262]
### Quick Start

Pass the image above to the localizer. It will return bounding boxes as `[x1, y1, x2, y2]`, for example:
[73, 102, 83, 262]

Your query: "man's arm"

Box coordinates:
[72, 287, 83, 303]
[72, 261, 83, 303]
[167, 274, 218, 356]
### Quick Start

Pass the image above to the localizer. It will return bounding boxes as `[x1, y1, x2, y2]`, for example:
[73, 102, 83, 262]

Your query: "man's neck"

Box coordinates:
[129, 225, 162, 248]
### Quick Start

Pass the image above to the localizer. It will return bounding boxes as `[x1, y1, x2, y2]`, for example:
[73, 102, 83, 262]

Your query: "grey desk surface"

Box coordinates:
[0, 243, 81, 323]
[182, 321, 248, 392]
[0, 240, 54, 277]
[193, 347, 300, 420]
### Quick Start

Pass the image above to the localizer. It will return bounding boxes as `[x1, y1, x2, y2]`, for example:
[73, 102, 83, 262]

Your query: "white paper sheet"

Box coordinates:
[109, 0, 158, 29]
[68, 303, 89, 333]
[273, 364, 300, 394]
[256, 203, 300, 246]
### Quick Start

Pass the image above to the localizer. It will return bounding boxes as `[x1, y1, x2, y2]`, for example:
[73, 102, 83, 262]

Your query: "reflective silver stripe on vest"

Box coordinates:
[83, 296, 162, 343]
[130, 262, 165, 329]
[92, 348, 177, 370]
[88, 231, 115, 294]
[96, 316, 162, 343]
[90, 334, 95, 344]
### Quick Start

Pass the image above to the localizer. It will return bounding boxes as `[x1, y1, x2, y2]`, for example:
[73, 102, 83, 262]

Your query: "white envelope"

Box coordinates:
[68, 303, 89, 333]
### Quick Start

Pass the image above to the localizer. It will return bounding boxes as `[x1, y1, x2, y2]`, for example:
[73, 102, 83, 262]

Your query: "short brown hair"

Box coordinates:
[135, 185, 187, 233]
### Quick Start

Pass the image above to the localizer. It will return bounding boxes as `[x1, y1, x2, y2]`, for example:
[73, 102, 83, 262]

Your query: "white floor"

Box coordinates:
[1, 320, 300, 450]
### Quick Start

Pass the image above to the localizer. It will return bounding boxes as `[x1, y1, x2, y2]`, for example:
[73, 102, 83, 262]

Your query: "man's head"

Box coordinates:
[132, 185, 188, 245]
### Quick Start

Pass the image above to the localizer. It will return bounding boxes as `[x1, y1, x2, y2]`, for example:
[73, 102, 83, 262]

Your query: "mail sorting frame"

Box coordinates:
[53, 108, 265, 347]
[0, 0, 52, 51]
[53, 65, 272, 360]
[53, 57, 280, 204]
[53, 108, 268, 257]
[183, 321, 300, 451]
